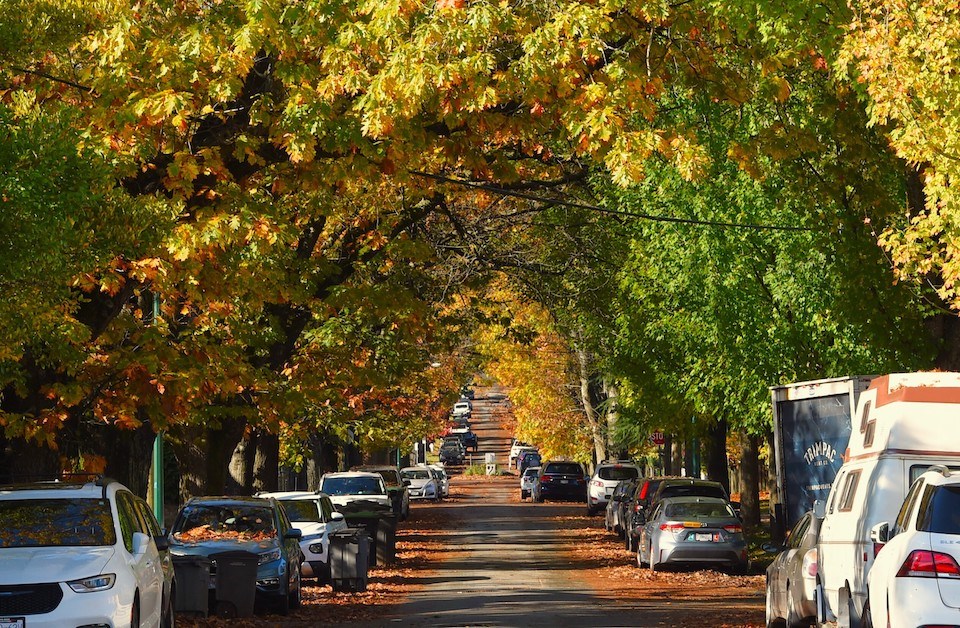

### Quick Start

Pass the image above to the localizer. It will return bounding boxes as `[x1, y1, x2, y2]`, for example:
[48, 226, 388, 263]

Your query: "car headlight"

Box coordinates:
[68, 574, 116, 593]
[308, 543, 324, 554]
[258, 548, 282, 565]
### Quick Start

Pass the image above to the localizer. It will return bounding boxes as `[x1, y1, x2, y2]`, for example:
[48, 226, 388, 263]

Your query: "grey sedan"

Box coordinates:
[637, 496, 749, 573]
[764, 510, 822, 628]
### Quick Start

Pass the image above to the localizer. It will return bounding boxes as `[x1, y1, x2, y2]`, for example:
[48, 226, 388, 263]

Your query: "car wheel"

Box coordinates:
[161, 588, 175, 628]
[534, 493, 543, 503]
[649, 544, 658, 573]
[274, 576, 291, 616]
[130, 595, 140, 628]
[636, 545, 647, 568]
[587, 505, 596, 516]
[765, 577, 778, 628]
[290, 568, 303, 610]
[521, 490, 528, 500]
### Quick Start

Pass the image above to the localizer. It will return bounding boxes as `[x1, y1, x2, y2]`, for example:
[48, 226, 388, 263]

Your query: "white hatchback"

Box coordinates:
[0, 478, 174, 628]
[401, 467, 439, 501]
[258, 491, 347, 581]
[866, 466, 960, 628]
[587, 460, 641, 515]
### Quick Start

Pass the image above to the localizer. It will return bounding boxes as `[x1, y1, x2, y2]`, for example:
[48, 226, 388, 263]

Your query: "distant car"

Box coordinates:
[169, 495, 304, 614]
[453, 400, 472, 416]
[460, 387, 475, 400]
[0, 478, 175, 628]
[533, 461, 587, 503]
[319, 471, 393, 515]
[520, 466, 541, 500]
[764, 509, 822, 628]
[510, 445, 538, 469]
[630, 478, 728, 553]
[605, 478, 639, 537]
[517, 450, 541, 474]
[401, 467, 440, 501]
[428, 465, 450, 498]
[257, 491, 348, 582]
[587, 460, 641, 516]
[439, 441, 465, 465]
[350, 465, 410, 520]
[637, 496, 748, 573]
[454, 429, 478, 452]
[865, 466, 960, 628]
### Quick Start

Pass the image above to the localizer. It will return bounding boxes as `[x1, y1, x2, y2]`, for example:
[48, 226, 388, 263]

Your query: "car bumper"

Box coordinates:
[1, 584, 134, 628]
[657, 541, 748, 567]
[539, 484, 587, 500]
[888, 579, 957, 627]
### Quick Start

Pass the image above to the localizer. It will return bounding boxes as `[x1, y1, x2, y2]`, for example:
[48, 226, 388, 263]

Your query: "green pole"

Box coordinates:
[150, 293, 164, 527]
[152, 433, 164, 527]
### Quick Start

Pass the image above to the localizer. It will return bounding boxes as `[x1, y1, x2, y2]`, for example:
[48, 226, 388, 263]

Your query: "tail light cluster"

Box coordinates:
[897, 550, 960, 579]
[659, 523, 685, 533]
[802, 548, 818, 577]
[722, 524, 743, 535]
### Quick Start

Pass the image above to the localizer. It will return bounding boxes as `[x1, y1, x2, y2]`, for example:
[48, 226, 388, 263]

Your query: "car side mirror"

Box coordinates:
[813, 499, 826, 519]
[403, 479, 412, 487]
[284, 528, 303, 540]
[331, 512, 345, 522]
[870, 521, 890, 544]
[132, 532, 151, 556]
[153, 534, 170, 551]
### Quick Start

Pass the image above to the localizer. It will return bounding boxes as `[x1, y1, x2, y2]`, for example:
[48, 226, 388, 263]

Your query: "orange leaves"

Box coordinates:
[436, 0, 466, 9]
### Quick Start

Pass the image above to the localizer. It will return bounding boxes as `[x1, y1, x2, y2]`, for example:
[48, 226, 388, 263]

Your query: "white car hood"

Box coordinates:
[407, 479, 435, 490]
[0, 546, 116, 584]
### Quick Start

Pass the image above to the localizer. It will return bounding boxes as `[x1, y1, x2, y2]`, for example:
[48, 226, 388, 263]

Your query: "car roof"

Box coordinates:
[351, 465, 399, 472]
[185, 496, 274, 507]
[322, 471, 383, 479]
[658, 495, 731, 505]
[258, 491, 331, 501]
[0, 480, 118, 500]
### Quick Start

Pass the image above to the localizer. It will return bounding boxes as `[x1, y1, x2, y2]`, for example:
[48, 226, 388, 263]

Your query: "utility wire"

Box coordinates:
[410, 170, 818, 232]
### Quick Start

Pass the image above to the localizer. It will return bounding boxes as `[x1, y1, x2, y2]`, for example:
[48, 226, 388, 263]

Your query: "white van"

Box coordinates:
[815, 372, 960, 627]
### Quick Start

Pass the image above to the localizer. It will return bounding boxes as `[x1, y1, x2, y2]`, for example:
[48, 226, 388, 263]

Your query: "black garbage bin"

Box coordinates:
[329, 528, 370, 592]
[376, 515, 397, 566]
[172, 555, 211, 617]
[210, 550, 258, 618]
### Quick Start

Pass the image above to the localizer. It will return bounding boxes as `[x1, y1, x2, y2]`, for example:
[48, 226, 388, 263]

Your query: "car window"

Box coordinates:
[172, 504, 277, 542]
[917, 485, 960, 534]
[401, 469, 432, 480]
[597, 466, 640, 481]
[281, 500, 322, 523]
[827, 470, 844, 514]
[659, 484, 726, 501]
[116, 491, 141, 552]
[838, 470, 861, 512]
[894, 478, 926, 535]
[321, 476, 384, 496]
[544, 463, 583, 475]
[131, 494, 163, 537]
[0, 498, 117, 547]
[910, 465, 960, 484]
[787, 514, 811, 549]
[319, 496, 335, 522]
[663, 502, 734, 518]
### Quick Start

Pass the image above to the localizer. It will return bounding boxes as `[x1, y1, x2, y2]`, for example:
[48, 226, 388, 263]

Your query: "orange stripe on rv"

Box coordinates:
[869, 375, 960, 407]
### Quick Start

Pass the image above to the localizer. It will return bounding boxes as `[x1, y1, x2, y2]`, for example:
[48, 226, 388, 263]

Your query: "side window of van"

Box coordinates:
[894, 478, 925, 535]
[828, 470, 845, 514]
[838, 470, 862, 512]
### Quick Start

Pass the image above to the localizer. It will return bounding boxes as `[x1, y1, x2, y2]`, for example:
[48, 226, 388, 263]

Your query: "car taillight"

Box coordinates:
[722, 524, 743, 534]
[540, 475, 551, 483]
[659, 523, 685, 534]
[592, 480, 603, 487]
[802, 548, 818, 577]
[896, 550, 960, 579]
[639, 482, 650, 499]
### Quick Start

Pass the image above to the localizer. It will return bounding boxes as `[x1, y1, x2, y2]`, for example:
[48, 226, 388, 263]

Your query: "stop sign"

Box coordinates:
[650, 431, 665, 446]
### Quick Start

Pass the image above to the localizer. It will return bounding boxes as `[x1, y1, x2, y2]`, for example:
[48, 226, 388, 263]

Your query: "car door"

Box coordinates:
[117, 491, 163, 625]
[132, 495, 172, 612]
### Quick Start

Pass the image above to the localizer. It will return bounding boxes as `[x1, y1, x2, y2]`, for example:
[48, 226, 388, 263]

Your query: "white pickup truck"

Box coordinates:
[815, 372, 960, 627]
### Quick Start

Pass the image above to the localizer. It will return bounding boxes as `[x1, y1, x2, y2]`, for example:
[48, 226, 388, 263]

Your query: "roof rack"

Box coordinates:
[928, 464, 954, 477]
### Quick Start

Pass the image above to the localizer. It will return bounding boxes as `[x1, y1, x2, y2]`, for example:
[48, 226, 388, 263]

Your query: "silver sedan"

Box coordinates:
[637, 496, 749, 573]
[764, 510, 821, 628]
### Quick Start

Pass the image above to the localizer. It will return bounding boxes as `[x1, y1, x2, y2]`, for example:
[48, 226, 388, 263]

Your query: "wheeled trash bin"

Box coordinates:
[172, 555, 211, 617]
[329, 528, 370, 592]
[210, 550, 258, 617]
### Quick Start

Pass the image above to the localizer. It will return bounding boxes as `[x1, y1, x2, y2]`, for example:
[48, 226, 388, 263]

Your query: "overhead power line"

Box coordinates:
[410, 170, 818, 232]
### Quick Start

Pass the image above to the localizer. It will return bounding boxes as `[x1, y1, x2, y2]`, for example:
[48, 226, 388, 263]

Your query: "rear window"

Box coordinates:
[321, 476, 384, 496]
[664, 502, 734, 518]
[598, 466, 639, 481]
[660, 484, 726, 500]
[544, 463, 583, 475]
[0, 499, 116, 547]
[401, 469, 432, 480]
[918, 485, 960, 534]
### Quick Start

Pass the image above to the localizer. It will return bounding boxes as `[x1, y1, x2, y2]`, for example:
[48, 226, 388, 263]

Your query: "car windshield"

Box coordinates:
[523, 468, 540, 478]
[172, 504, 276, 542]
[322, 476, 383, 496]
[598, 466, 640, 481]
[280, 500, 321, 523]
[920, 485, 960, 534]
[0, 499, 116, 547]
[401, 469, 432, 480]
[376, 470, 401, 487]
[545, 463, 582, 475]
[664, 502, 734, 518]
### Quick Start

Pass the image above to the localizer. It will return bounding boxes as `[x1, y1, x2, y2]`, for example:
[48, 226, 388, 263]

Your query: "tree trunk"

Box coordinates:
[576, 346, 606, 466]
[253, 430, 279, 493]
[739, 433, 761, 528]
[704, 418, 730, 494]
[604, 379, 625, 459]
[672, 439, 684, 476]
[661, 435, 673, 475]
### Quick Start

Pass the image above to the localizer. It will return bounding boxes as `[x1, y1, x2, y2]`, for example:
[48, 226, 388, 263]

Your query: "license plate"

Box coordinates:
[695, 533, 713, 542]
[0, 618, 25, 628]
[560, 479, 569, 484]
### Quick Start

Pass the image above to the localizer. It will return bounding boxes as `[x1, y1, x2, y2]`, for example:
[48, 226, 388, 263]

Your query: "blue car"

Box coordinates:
[169, 496, 303, 615]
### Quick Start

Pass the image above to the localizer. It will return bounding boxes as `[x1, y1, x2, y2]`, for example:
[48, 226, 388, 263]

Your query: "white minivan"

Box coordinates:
[815, 372, 960, 628]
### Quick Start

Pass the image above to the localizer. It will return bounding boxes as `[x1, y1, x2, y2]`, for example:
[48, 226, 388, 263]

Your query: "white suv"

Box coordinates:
[0, 477, 175, 628]
[587, 460, 641, 515]
[866, 466, 960, 627]
[258, 491, 347, 582]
